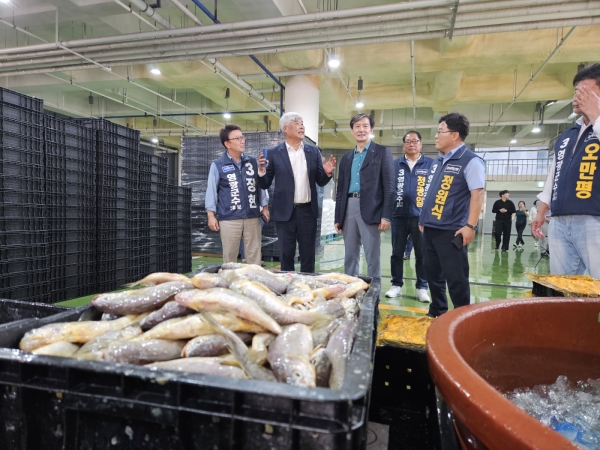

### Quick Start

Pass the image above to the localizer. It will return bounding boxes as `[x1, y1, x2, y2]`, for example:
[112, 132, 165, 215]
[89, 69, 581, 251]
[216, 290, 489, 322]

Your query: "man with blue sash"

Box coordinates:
[205, 124, 266, 265]
[385, 131, 434, 302]
[419, 113, 485, 318]
[533, 64, 600, 277]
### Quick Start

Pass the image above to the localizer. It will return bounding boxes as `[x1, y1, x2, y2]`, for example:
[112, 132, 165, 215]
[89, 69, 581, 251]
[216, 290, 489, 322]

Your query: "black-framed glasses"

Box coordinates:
[404, 139, 421, 144]
[435, 130, 456, 136]
[228, 136, 245, 142]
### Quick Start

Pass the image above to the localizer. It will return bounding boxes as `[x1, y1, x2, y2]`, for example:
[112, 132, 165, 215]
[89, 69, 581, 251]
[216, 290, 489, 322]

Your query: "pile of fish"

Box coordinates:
[18, 264, 369, 390]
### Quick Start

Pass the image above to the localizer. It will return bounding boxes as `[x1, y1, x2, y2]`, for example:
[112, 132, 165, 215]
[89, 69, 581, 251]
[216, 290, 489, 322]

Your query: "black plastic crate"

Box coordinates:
[6, 282, 51, 301]
[0, 160, 44, 179]
[0, 189, 44, 205]
[0, 218, 46, 233]
[0, 133, 43, 152]
[0, 117, 43, 138]
[0, 258, 48, 275]
[0, 271, 49, 288]
[44, 116, 94, 138]
[0, 230, 47, 246]
[45, 140, 95, 160]
[0, 244, 47, 260]
[0, 146, 44, 165]
[97, 164, 138, 180]
[0, 88, 43, 112]
[0, 103, 44, 123]
[0, 298, 68, 325]
[532, 281, 565, 297]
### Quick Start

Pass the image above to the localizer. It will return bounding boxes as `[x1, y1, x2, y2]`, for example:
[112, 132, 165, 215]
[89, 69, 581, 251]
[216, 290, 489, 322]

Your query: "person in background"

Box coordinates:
[258, 112, 336, 273]
[529, 199, 539, 248]
[491, 190, 516, 252]
[513, 201, 528, 249]
[335, 113, 395, 280]
[404, 234, 413, 260]
[205, 124, 264, 265]
[532, 63, 600, 276]
[385, 130, 433, 301]
[419, 112, 485, 318]
[240, 189, 269, 262]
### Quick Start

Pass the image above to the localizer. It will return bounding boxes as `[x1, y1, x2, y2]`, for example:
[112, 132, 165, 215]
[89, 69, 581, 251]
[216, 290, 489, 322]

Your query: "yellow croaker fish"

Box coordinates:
[140, 301, 194, 331]
[125, 272, 191, 287]
[20, 315, 141, 352]
[220, 265, 293, 294]
[283, 281, 314, 306]
[189, 272, 230, 289]
[311, 284, 347, 300]
[267, 324, 316, 388]
[74, 326, 143, 360]
[135, 313, 264, 341]
[247, 332, 276, 365]
[326, 318, 359, 390]
[182, 333, 252, 358]
[92, 281, 194, 315]
[338, 280, 370, 298]
[310, 345, 332, 388]
[103, 339, 186, 365]
[315, 273, 364, 285]
[175, 288, 282, 335]
[31, 341, 80, 357]
[229, 279, 331, 326]
[146, 357, 247, 379]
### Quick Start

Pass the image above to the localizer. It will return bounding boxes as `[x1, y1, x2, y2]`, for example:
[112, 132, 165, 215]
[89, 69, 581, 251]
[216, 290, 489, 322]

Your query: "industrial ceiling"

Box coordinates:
[1, 0, 599, 151]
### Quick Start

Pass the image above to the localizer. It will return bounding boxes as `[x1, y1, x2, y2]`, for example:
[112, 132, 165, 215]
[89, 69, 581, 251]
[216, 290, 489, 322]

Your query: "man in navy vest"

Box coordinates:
[532, 63, 600, 277]
[385, 131, 434, 302]
[419, 113, 485, 318]
[258, 112, 336, 273]
[205, 124, 266, 265]
[334, 113, 395, 280]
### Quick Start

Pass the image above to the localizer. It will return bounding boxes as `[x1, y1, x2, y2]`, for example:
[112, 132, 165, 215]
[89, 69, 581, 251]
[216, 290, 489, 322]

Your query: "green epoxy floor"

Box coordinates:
[57, 233, 549, 312]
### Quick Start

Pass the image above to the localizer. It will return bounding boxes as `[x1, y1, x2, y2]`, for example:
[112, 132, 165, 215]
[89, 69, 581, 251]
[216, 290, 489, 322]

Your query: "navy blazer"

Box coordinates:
[258, 142, 332, 222]
[334, 142, 395, 226]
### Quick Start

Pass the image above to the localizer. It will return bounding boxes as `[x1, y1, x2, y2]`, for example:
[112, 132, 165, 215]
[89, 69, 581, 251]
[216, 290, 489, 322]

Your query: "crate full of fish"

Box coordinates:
[0, 263, 378, 450]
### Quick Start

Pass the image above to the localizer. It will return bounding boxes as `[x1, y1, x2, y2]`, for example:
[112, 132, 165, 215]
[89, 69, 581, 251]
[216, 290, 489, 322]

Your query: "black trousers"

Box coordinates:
[515, 223, 526, 245]
[276, 203, 317, 273]
[423, 227, 470, 317]
[494, 219, 512, 250]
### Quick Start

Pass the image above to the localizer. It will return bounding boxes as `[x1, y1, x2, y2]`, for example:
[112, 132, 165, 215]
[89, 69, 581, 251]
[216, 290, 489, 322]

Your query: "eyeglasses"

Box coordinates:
[228, 135, 245, 142]
[404, 139, 421, 145]
[435, 130, 456, 136]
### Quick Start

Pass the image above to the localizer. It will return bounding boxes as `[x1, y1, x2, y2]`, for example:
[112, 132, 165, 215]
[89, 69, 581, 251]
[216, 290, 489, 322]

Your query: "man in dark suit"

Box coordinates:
[334, 113, 395, 279]
[258, 112, 336, 273]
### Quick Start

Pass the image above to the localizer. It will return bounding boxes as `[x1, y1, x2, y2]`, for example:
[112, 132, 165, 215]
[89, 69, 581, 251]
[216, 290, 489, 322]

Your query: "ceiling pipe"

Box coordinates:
[169, 0, 204, 26]
[5, 12, 598, 78]
[0, 0, 459, 55]
[113, 0, 159, 30]
[240, 68, 330, 79]
[125, 0, 175, 29]
[410, 40, 417, 127]
[0, 18, 49, 43]
[2, 3, 597, 70]
[101, 110, 272, 119]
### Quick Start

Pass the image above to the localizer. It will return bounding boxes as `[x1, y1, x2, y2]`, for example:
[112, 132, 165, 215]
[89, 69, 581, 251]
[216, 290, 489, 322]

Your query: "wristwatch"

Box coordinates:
[466, 223, 478, 231]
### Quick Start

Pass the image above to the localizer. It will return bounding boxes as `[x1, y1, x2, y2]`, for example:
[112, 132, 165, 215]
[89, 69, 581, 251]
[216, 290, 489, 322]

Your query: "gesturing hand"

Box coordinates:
[323, 155, 336, 176]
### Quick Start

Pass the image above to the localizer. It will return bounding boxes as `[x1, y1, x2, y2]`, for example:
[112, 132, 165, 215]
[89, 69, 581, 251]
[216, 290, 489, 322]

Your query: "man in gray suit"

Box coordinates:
[334, 113, 395, 279]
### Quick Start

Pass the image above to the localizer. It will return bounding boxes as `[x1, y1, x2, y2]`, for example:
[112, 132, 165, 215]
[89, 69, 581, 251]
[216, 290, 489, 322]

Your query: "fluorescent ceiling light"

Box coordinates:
[355, 101, 364, 108]
[151, 137, 159, 144]
[510, 138, 517, 144]
[150, 67, 161, 75]
[223, 112, 231, 119]
[328, 57, 340, 68]
[531, 127, 541, 133]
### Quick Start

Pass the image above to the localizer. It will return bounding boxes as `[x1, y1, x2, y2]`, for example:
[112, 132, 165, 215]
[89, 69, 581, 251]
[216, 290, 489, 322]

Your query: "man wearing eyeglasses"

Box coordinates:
[385, 131, 433, 302]
[334, 113, 395, 279]
[419, 113, 485, 318]
[258, 112, 336, 273]
[205, 124, 267, 265]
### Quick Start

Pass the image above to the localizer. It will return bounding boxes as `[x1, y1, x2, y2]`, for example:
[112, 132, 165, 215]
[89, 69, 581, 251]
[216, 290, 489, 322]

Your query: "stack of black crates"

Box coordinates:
[44, 117, 96, 302]
[0, 88, 47, 302]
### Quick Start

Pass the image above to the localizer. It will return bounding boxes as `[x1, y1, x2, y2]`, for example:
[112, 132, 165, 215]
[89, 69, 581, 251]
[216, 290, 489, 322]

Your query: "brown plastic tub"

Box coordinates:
[426, 298, 600, 450]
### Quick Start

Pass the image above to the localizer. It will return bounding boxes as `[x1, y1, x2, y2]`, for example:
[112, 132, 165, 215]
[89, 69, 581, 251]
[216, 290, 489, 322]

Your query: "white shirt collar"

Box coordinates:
[285, 141, 304, 152]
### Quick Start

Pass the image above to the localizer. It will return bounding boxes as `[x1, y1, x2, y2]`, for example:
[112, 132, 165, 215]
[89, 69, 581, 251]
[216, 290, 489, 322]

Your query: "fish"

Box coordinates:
[19, 315, 140, 352]
[287, 274, 331, 290]
[310, 345, 332, 388]
[140, 300, 195, 331]
[220, 262, 248, 270]
[91, 281, 194, 315]
[311, 284, 347, 300]
[355, 290, 367, 302]
[146, 358, 247, 379]
[247, 332, 276, 365]
[315, 273, 364, 285]
[283, 281, 315, 306]
[267, 324, 316, 388]
[311, 317, 343, 348]
[182, 333, 252, 358]
[31, 341, 80, 357]
[101, 313, 120, 321]
[136, 313, 265, 341]
[338, 280, 371, 298]
[74, 326, 143, 360]
[175, 288, 282, 335]
[220, 266, 292, 294]
[201, 311, 276, 382]
[229, 279, 331, 326]
[103, 339, 186, 365]
[311, 300, 346, 319]
[125, 272, 191, 288]
[189, 272, 230, 289]
[326, 319, 359, 390]
[340, 298, 360, 319]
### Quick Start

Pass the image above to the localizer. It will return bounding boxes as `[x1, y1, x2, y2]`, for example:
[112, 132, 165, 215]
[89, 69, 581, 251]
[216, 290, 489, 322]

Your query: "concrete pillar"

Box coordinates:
[284, 74, 320, 145]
